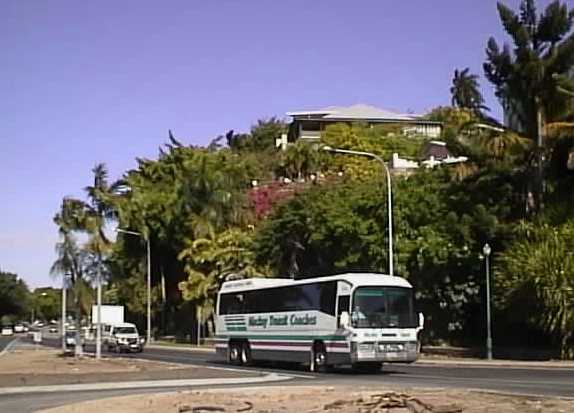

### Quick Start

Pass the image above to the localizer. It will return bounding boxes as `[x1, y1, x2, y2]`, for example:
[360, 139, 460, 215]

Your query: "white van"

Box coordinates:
[106, 323, 144, 353]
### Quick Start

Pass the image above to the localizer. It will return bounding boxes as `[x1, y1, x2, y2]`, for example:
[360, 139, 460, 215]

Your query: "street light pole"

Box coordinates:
[322, 146, 394, 276]
[483, 243, 493, 360]
[116, 228, 152, 344]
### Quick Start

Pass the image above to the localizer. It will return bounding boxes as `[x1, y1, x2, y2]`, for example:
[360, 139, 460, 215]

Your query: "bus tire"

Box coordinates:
[310, 341, 328, 373]
[241, 341, 252, 365]
[228, 341, 241, 365]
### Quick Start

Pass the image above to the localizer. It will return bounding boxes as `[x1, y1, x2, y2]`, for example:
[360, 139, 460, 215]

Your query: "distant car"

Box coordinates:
[106, 323, 144, 353]
[13, 324, 24, 333]
[49, 326, 58, 333]
[1, 327, 14, 336]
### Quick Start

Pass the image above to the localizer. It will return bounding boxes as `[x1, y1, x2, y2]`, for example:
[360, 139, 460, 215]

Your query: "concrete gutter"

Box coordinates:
[0, 372, 293, 395]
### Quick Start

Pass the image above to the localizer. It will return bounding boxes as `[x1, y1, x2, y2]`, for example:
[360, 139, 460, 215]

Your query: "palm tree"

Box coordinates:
[178, 228, 268, 335]
[281, 141, 320, 180]
[51, 197, 87, 356]
[450, 68, 488, 114]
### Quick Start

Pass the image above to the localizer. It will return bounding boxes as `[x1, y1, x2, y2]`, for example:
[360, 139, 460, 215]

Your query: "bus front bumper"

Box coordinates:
[351, 341, 418, 363]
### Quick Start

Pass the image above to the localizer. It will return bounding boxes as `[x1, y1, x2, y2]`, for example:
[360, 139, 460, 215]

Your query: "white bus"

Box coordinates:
[215, 272, 423, 372]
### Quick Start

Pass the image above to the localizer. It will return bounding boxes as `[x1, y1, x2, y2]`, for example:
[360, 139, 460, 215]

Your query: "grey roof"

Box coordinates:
[287, 104, 424, 122]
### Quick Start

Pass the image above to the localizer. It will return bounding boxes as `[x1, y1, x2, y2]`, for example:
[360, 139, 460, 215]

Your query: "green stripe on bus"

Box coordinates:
[224, 322, 246, 326]
[226, 327, 247, 331]
[216, 334, 347, 341]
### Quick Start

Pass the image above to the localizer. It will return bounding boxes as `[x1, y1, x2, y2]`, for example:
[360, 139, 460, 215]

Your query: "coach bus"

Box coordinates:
[214, 272, 423, 372]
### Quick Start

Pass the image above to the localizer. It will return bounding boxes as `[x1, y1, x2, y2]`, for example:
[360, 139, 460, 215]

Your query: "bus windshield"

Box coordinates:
[352, 287, 416, 328]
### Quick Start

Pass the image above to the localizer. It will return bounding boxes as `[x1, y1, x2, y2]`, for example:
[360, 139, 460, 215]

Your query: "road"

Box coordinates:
[2, 334, 573, 412]
[39, 335, 574, 398]
[0, 336, 17, 353]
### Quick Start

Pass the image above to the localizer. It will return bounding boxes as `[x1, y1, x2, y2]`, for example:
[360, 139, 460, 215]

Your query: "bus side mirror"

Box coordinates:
[339, 311, 350, 328]
[418, 312, 424, 330]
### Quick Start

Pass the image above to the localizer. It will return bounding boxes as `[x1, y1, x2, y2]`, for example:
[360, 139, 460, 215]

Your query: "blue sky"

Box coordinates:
[0, 0, 544, 287]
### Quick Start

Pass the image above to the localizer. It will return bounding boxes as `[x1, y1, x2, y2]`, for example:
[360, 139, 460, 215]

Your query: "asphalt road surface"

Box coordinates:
[0, 336, 17, 353]
[2, 334, 573, 412]
[37, 335, 574, 398]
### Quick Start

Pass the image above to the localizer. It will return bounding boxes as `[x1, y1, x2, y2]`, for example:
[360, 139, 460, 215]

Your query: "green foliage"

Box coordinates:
[32, 288, 61, 322]
[278, 141, 323, 180]
[227, 118, 288, 152]
[321, 123, 427, 181]
[496, 221, 574, 357]
[0, 271, 30, 322]
[426, 106, 479, 141]
[178, 228, 267, 320]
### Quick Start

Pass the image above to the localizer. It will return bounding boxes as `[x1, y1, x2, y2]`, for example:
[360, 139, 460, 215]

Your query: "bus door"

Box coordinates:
[336, 281, 351, 328]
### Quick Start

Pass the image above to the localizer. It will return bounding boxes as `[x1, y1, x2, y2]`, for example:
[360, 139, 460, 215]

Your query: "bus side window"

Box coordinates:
[337, 295, 350, 327]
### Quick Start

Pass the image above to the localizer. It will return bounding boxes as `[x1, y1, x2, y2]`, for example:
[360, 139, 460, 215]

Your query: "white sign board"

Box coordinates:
[91, 305, 124, 325]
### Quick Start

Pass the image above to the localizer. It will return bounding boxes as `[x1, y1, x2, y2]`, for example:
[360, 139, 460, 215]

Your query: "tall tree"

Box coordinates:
[450, 68, 488, 114]
[483, 0, 574, 212]
[51, 197, 87, 356]
[0, 271, 30, 323]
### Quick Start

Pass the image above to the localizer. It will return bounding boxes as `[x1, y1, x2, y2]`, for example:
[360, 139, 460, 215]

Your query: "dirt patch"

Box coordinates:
[38, 386, 574, 413]
[0, 348, 183, 375]
[0, 348, 259, 387]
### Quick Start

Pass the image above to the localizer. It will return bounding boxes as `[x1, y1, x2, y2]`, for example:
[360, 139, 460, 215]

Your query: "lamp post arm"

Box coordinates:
[321, 146, 394, 276]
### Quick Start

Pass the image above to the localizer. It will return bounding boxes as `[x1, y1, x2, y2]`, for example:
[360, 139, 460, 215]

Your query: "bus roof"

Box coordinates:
[219, 272, 413, 293]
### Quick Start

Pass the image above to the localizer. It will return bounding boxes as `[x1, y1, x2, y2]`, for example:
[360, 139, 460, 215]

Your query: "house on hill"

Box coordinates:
[286, 104, 442, 142]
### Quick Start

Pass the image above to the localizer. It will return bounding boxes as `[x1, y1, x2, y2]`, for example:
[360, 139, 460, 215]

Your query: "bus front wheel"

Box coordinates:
[310, 342, 328, 372]
[240, 342, 252, 365]
[228, 342, 242, 365]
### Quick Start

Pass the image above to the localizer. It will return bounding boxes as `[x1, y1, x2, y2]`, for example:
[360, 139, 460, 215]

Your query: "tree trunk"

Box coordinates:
[74, 282, 83, 357]
[535, 98, 545, 213]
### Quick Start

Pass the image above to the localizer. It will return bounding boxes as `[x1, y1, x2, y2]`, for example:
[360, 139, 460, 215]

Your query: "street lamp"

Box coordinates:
[116, 228, 152, 345]
[322, 146, 394, 276]
[483, 243, 493, 360]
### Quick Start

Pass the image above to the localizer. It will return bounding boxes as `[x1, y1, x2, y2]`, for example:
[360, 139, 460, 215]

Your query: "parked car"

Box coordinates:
[106, 323, 144, 353]
[13, 324, 25, 333]
[48, 326, 58, 333]
[1, 327, 14, 336]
